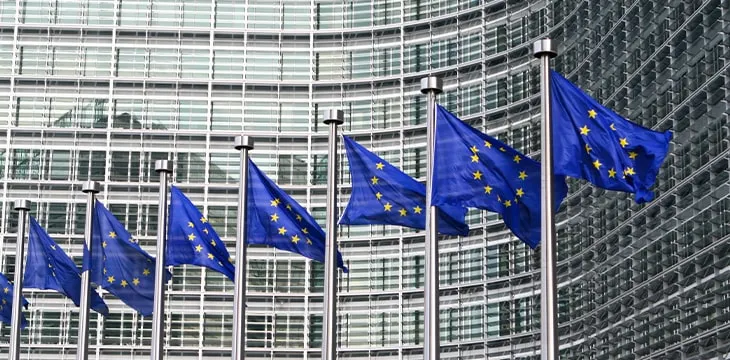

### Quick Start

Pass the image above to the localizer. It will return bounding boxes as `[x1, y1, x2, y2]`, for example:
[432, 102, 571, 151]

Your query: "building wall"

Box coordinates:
[0, 0, 727, 359]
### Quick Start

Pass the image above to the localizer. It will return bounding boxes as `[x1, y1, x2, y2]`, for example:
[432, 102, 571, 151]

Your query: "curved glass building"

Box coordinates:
[0, 0, 728, 359]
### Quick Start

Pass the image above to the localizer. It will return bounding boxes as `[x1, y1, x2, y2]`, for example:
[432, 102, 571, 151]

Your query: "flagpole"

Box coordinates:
[232, 135, 253, 360]
[322, 109, 343, 360]
[151, 160, 172, 360]
[78, 181, 100, 360]
[533, 38, 559, 360]
[421, 76, 442, 360]
[9, 200, 30, 360]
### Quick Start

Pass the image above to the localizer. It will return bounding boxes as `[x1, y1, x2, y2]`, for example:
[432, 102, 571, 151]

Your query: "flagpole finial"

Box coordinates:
[533, 38, 557, 58]
[82, 180, 100, 194]
[234, 135, 254, 150]
[155, 159, 172, 173]
[13, 200, 31, 211]
[322, 109, 344, 125]
[420, 76, 443, 94]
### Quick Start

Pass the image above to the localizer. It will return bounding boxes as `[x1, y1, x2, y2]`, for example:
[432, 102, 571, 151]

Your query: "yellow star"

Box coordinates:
[610, 123, 616, 131]
[103, 268, 107, 274]
[504, 200, 512, 207]
[585, 144, 592, 153]
[120, 280, 128, 288]
[471, 154, 479, 162]
[383, 202, 392, 211]
[286, 204, 292, 211]
[207, 253, 215, 260]
[291, 235, 300, 244]
[484, 185, 492, 194]
[579, 125, 590, 135]
[588, 109, 597, 119]
[499, 147, 506, 152]
[195, 244, 203, 252]
[3, 287, 8, 294]
[132, 278, 140, 286]
[608, 168, 617, 178]
[470, 145, 479, 153]
[296, 214, 302, 222]
[107, 275, 115, 283]
[102, 241, 107, 248]
[200, 217, 208, 223]
[413, 206, 422, 214]
[484, 141, 492, 148]
[50, 245, 56, 250]
[619, 138, 629, 148]
[270, 213, 279, 222]
[375, 162, 384, 170]
[375, 192, 383, 200]
[624, 167, 635, 176]
[188, 233, 196, 241]
[143, 268, 150, 276]
[399, 208, 407, 217]
[109, 231, 117, 238]
[270, 199, 279, 207]
[302, 228, 309, 234]
[306, 238, 313, 245]
[516, 188, 525, 197]
[518, 171, 528, 180]
[202, 228, 208, 234]
[187, 222, 194, 228]
[2, 299, 6, 304]
[473, 170, 482, 180]
[210, 240, 216, 247]
[628, 151, 638, 159]
[371, 176, 379, 185]
[278, 227, 287, 235]
[593, 159, 602, 169]
[513, 155, 521, 163]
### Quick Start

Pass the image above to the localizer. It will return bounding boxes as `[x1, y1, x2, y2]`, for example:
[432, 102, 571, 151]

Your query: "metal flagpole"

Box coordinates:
[151, 160, 172, 360]
[232, 135, 253, 360]
[322, 109, 343, 360]
[533, 38, 559, 360]
[9, 200, 31, 360]
[420, 76, 442, 360]
[78, 181, 100, 360]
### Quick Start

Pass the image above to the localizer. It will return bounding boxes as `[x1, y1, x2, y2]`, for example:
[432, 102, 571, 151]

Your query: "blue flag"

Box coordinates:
[0, 272, 28, 328]
[431, 105, 569, 249]
[247, 159, 348, 272]
[550, 70, 672, 203]
[167, 186, 236, 281]
[25, 217, 109, 315]
[339, 135, 469, 236]
[90, 201, 171, 316]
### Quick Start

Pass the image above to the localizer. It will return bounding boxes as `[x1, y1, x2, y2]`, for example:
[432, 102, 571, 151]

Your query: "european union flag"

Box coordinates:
[25, 217, 109, 315]
[167, 186, 235, 281]
[431, 105, 569, 249]
[0, 272, 28, 328]
[90, 201, 171, 316]
[247, 159, 348, 272]
[551, 70, 672, 203]
[339, 135, 469, 236]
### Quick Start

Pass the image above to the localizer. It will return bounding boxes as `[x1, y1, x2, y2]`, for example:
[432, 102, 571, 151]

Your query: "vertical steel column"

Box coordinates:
[150, 160, 172, 360]
[78, 181, 100, 360]
[232, 135, 254, 360]
[322, 109, 343, 360]
[9, 200, 31, 360]
[533, 38, 559, 360]
[420, 76, 442, 360]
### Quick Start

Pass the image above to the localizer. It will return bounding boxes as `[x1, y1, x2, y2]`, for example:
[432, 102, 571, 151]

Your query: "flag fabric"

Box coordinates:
[0, 272, 28, 328]
[89, 201, 171, 316]
[550, 70, 672, 203]
[339, 135, 469, 236]
[431, 105, 569, 249]
[167, 186, 235, 281]
[247, 159, 348, 272]
[24, 217, 109, 315]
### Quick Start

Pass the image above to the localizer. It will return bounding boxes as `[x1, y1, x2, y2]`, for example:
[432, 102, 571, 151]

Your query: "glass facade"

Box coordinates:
[0, 0, 727, 359]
